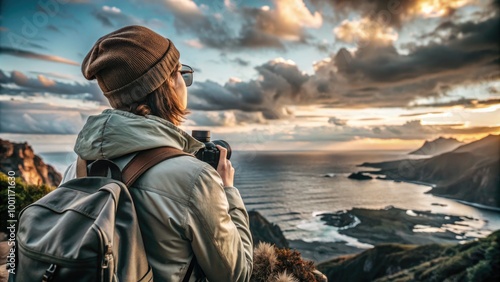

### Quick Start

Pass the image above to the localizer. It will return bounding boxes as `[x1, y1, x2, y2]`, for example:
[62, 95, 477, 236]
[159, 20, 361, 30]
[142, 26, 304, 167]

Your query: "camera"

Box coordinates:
[192, 130, 231, 169]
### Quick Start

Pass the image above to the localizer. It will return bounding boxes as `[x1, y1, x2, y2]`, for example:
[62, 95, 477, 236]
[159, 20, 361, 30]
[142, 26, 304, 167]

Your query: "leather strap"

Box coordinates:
[122, 146, 197, 281]
[121, 146, 191, 186]
[76, 156, 89, 178]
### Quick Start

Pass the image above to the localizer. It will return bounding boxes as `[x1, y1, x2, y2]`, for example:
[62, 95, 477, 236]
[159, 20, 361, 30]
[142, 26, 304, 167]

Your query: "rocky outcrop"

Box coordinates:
[319, 207, 474, 246]
[409, 137, 463, 156]
[347, 172, 372, 180]
[0, 139, 61, 187]
[249, 211, 289, 249]
[360, 135, 500, 208]
[318, 211, 356, 228]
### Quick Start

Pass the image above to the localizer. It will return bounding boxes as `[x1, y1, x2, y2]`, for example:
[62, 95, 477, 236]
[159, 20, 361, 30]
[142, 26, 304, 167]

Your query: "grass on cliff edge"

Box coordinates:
[317, 230, 500, 282]
[0, 172, 54, 232]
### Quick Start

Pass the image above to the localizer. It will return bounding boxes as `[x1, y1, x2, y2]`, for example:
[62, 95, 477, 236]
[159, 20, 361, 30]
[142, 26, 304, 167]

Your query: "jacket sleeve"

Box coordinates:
[185, 164, 253, 282]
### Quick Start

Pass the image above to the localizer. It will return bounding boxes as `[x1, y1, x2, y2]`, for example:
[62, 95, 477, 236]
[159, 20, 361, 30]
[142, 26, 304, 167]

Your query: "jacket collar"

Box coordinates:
[74, 108, 204, 160]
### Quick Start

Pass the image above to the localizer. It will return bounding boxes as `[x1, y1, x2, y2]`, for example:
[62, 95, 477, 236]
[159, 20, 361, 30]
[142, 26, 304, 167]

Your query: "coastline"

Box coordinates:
[361, 170, 500, 213]
[455, 199, 500, 212]
[391, 179, 500, 213]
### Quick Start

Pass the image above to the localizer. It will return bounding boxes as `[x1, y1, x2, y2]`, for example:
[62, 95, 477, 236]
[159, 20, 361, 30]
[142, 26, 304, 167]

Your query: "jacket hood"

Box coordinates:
[74, 109, 204, 160]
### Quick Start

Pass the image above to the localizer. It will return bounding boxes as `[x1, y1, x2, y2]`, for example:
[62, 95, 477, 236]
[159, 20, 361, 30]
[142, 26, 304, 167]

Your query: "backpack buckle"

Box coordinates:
[42, 264, 57, 282]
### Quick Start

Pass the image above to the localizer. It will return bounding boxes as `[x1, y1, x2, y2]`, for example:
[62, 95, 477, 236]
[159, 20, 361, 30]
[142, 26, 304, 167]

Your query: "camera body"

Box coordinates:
[192, 130, 231, 169]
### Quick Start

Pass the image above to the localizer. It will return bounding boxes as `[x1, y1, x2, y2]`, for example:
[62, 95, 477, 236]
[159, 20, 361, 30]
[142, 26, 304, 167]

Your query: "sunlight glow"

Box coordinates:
[415, 0, 473, 18]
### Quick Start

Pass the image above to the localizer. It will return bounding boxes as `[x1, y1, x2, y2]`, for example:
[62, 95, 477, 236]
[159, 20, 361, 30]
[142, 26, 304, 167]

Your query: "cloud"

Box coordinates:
[0, 111, 83, 134]
[184, 39, 204, 49]
[0, 99, 104, 134]
[357, 117, 384, 121]
[0, 70, 107, 105]
[230, 57, 251, 67]
[184, 10, 499, 117]
[241, 0, 322, 41]
[93, 5, 142, 28]
[399, 111, 444, 117]
[313, 0, 475, 28]
[328, 116, 347, 126]
[0, 46, 79, 65]
[148, 0, 322, 51]
[188, 58, 308, 118]
[219, 119, 500, 148]
[309, 12, 500, 107]
[414, 98, 500, 108]
[28, 71, 82, 81]
[287, 120, 500, 143]
[334, 18, 398, 45]
[186, 110, 267, 126]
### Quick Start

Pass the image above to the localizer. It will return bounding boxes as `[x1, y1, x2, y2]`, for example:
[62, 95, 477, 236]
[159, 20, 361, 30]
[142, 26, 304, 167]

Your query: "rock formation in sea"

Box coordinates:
[347, 172, 372, 180]
[0, 138, 62, 187]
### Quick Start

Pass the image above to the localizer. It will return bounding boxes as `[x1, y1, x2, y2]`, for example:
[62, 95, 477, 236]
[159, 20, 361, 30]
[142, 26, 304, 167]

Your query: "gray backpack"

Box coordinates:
[9, 147, 195, 282]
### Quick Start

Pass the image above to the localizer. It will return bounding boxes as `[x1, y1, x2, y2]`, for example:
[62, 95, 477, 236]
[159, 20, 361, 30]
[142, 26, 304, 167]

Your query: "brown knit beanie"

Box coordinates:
[81, 25, 180, 109]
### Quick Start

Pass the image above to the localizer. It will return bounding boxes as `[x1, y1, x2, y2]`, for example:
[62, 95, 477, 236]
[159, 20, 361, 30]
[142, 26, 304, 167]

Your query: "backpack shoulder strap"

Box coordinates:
[76, 156, 90, 178]
[76, 147, 192, 183]
[122, 146, 197, 281]
[122, 146, 192, 187]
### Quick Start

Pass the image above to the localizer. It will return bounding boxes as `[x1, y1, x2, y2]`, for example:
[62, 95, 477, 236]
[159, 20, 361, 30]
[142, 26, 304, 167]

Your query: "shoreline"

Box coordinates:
[455, 199, 500, 212]
[359, 172, 500, 213]
[393, 179, 500, 212]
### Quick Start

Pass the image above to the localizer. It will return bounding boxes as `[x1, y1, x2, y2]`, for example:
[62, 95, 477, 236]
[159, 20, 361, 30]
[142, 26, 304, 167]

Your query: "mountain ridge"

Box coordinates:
[409, 136, 463, 156]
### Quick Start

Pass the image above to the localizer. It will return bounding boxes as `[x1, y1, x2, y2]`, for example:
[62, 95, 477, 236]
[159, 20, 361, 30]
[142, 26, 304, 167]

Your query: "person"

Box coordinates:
[61, 25, 253, 281]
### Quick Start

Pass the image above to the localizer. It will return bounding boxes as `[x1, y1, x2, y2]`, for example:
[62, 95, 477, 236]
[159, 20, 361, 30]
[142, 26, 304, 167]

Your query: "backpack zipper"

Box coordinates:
[17, 240, 97, 267]
[94, 224, 114, 282]
[41, 264, 57, 282]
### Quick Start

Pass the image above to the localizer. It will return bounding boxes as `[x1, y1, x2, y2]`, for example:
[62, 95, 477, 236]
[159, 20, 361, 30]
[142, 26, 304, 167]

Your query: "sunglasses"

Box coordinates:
[179, 64, 194, 87]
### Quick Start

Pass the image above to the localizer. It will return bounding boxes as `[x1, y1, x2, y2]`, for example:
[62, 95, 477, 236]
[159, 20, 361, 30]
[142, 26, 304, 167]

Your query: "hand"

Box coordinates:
[216, 145, 234, 187]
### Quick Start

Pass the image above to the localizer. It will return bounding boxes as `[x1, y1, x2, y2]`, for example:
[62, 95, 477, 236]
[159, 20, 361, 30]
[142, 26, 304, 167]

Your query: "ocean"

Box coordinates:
[40, 150, 500, 258]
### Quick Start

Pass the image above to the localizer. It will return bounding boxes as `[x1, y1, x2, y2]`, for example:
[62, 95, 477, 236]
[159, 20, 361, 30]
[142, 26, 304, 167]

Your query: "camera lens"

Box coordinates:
[192, 130, 211, 142]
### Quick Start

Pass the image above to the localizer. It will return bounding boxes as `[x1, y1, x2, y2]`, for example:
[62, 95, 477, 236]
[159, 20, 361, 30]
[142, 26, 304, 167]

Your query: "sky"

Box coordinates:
[0, 0, 499, 153]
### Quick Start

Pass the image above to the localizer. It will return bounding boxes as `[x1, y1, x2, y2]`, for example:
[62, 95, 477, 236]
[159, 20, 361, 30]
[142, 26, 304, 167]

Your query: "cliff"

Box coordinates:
[317, 230, 500, 282]
[409, 137, 463, 155]
[0, 138, 61, 187]
[249, 210, 289, 249]
[360, 135, 500, 208]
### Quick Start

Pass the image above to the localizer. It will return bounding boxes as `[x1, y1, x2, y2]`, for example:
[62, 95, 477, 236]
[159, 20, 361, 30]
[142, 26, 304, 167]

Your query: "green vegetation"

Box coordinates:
[317, 230, 500, 282]
[0, 172, 54, 232]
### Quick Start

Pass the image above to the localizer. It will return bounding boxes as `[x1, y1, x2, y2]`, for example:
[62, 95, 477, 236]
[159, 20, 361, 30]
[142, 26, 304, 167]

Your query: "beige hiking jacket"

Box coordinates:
[62, 109, 253, 281]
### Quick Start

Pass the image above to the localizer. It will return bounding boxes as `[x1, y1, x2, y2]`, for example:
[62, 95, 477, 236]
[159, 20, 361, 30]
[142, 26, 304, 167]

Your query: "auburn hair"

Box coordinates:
[121, 66, 189, 126]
